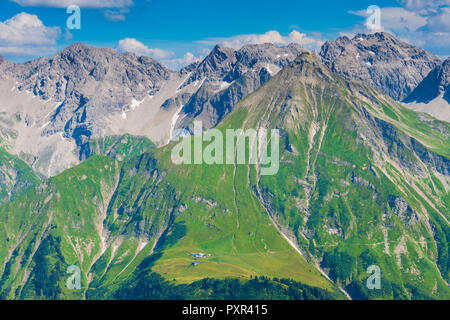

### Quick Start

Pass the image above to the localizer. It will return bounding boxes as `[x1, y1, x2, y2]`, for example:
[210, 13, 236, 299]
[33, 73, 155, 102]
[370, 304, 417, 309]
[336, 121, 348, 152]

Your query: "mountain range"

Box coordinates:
[320, 32, 442, 101]
[0, 32, 448, 300]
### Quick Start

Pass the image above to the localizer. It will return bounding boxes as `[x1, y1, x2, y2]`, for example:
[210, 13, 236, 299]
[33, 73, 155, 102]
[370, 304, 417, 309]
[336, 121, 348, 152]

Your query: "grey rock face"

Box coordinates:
[179, 61, 200, 75]
[0, 56, 13, 79]
[363, 107, 449, 176]
[0, 147, 41, 205]
[161, 93, 191, 110]
[1, 42, 306, 176]
[179, 45, 236, 90]
[0, 42, 308, 177]
[176, 43, 306, 132]
[404, 58, 450, 104]
[3, 43, 173, 160]
[14, 43, 172, 101]
[320, 32, 441, 101]
[388, 196, 420, 224]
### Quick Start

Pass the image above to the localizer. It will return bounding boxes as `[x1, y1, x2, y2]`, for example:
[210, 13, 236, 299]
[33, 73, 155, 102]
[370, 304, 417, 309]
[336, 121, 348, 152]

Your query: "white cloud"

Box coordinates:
[421, 6, 450, 32]
[350, 7, 427, 32]
[177, 52, 197, 65]
[104, 8, 130, 22]
[398, 0, 448, 15]
[0, 12, 60, 56]
[163, 52, 202, 70]
[199, 30, 323, 51]
[117, 38, 174, 59]
[117, 38, 202, 70]
[10, 0, 133, 8]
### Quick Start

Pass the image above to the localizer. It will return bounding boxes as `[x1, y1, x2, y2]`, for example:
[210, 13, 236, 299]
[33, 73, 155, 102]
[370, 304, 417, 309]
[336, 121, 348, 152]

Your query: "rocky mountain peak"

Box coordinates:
[235, 42, 305, 69]
[9, 43, 172, 109]
[209, 44, 232, 56]
[183, 44, 236, 84]
[60, 42, 105, 55]
[284, 51, 336, 80]
[203, 44, 235, 66]
[1, 42, 174, 164]
[358, 31, 397, 42]
[404, 57, 450, 104]
[320, 32, 442, 100]
[175, 43, 308, 131]
[293, 51, 321, 65]
[176, 43, 305, 129]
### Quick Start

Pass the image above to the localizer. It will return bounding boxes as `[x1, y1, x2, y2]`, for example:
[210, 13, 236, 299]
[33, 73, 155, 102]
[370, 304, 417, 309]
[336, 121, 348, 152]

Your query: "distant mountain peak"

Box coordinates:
[404, 57, 450, 104]
[64, 41, 92, 50]
[177, 44, 236, 88]
[353, 31, 396, 40]
[294, 51, 318, 62]
[291, 52, 326, 74]
[0, 41, 173, 170]
[175, 42, 307, 131]
[320, 32, 441, 100]
[205, 44, 235, 61]
[210, 43, 224, 52]
[59, 42, 105, 56]
[55, 42, 166, 68]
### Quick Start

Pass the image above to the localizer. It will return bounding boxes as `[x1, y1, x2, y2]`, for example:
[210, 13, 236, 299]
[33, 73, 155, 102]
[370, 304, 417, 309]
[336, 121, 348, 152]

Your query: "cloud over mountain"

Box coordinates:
[117, 38, 174, 59]
[198, 30, 324, 51]
[0, 12, 60, 56]
[117, 38, 200, 70]
[348, 0, 450, 56]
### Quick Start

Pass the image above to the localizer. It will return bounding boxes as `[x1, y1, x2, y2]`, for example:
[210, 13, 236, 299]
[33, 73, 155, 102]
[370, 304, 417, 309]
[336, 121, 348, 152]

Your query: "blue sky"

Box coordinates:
[0, 0, 448, 69]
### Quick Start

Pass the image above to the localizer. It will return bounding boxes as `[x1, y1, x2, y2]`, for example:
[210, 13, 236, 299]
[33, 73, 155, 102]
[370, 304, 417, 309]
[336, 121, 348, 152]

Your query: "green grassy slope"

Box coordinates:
[219, 53, 449, 299]
[89, 134, 155, 162]
[0, 53, 448, 300]
[0, 151, 337, 299]
[0, 146, 41, 205]
[0, 156, 120, 299]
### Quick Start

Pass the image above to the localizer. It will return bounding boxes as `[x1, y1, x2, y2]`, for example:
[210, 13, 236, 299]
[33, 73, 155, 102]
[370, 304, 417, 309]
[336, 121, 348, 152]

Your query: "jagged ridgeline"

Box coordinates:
[0, 53, 449, 300]
[0, 41, 305, 179]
